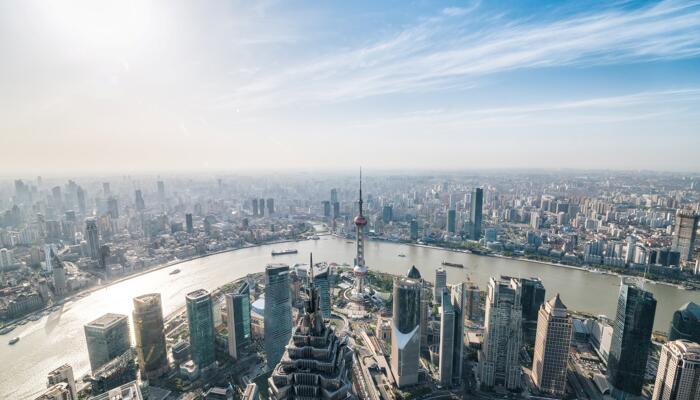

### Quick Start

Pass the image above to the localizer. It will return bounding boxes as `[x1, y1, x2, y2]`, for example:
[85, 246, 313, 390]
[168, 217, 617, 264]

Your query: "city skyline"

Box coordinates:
[1, 0, 700, 174]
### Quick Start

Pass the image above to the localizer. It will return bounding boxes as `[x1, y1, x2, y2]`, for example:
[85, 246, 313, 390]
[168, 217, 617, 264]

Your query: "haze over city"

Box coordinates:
[2, 0, 700, 175]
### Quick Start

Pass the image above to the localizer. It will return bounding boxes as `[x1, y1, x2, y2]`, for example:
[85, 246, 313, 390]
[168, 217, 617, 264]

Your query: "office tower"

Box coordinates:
[107, 197, 118, 219]
[36, 382, 74, 400]
[479, 277, 522, 390]
[382, 204, 393, 223]
[332, 201, 340, 218]
[531, 294, 572, 398]
[252, 199, 259, 216]
[266, 198, 274, 215]
[407, 266, 430, 352]
[351, 173, 369, 302]
[44, 244, 55, 272]
[47, 364, 77, 400]
[225, 283, 252, 360]
[330, 188, 338, 203]
[314, 266, 331, 318]
[132, 294, 168, 379]
[102, 182, 111, 197]
[447, 209, 456, 234]
[76, 187, 86, 214]
[391, 276, 421, 387]
[186, 289, 216, 368]
[85, 218, 100, 260]
[410, 219, 419, 240]
[434, 268, 447, 304]
[465, 281, 481, 321]
[673, 211, 699, 262]
[439, 288, 455, 387]
[243, 383, 259, 400]
[607, 282, 657, 399]
[134, 190, 145, 211]
[470, 188, 483, 239]
[652, 340, 700, 400]
[507, 276, 546, 347]
[268, 271, 353, 400]
[265, 264, 293, 369]
[157, 180, 165, 204]
[185, 213, 193, 233]
[51, 249, 67, 296]
[259, 198, 265, 216]
[451, 281, 466, 385]
[84, 313, 131, 372]
[322, 201, 331, 217]
[669, 302, 700, 343]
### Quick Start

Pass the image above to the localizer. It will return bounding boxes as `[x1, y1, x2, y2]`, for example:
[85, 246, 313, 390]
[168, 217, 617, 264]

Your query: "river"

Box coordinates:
[3, 236, 699, 398]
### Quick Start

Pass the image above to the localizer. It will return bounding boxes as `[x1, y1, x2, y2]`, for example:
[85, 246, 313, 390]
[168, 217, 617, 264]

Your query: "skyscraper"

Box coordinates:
[84, 313, 131, 372]
[672, 210, 699, 262]
[134, 190, 145, 211]
[450, 281, 466, 385]
[51, 249, 67, 296]
[266, 198, 274, 215]
[265, 264, 293, 369]
[465, 281, 481, 321]
[133, 293, 168, 379]
[479, 277, 522, 390]
[447, 209, 456, 234]
[47, 364, 77, 400]
[470, 188, 483, 239]
[268, 268, 353, 400]
[185, 213, 193, 233]
[410, 219, 419, 241]
[506, 276, 545, 347]
[252, 199, 259, 216]
[314, 266, 331, 318]
[259, 198, 265, 216]
[225, 282, 252, 360]
[669, 302, 700, 343]
[157, 180, 165, 204]
[406, 266, 429, 353]
[351, 172, 368, 302]
[607, 281, 657, 399]
[330, 188, 338, 204]
[186, 289, 216, 368]
[391, 276, 421, 388]
[85, 218, 100, 261]
[439, 288, 455, 387]
[531, 294, 572, 398]
[434, 267, 447, 304]
[652, 340, 700, 400]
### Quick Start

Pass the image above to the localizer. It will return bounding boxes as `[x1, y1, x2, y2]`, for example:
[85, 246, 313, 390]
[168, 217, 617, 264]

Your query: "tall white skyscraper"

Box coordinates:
[264, 264, 292, 369]
[391, 276, 421, 388]
[531, 294, 572, 398]
[439, 288, 455, 387]
[652, 340, 700, 400]
[479, 276, 522, 390]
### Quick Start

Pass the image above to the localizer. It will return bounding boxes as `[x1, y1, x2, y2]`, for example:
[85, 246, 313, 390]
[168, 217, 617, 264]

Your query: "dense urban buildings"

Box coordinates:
[185, 289, 216, 369]
[652, 340, 700, 400]
[391, 276, 422, 388]
[531, 294, 572, 398]
[480, 276, 522, 390]
[264, 264, 293, 369]
[84, 313, 131, 372]
[132, 293, 168, 379]
[607, 281, 658, 399]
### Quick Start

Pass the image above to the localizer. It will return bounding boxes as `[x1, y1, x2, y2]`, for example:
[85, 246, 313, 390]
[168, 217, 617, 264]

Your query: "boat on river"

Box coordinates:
[169, 269, 181, 275]
[272, 249, 298, 256]
[441, 261, 464, 268]
[8, 337, 19, 345]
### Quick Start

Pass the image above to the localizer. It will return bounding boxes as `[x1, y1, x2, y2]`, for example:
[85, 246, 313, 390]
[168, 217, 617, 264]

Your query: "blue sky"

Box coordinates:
[1, 0, 699, 174]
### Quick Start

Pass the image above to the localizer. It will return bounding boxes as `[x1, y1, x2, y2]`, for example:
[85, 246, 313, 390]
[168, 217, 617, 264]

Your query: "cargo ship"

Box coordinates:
[441, 261, 464, 268]
[8, 337, 19, 345]
[169, 269, 181, 275]
[272, 249, 298, 256]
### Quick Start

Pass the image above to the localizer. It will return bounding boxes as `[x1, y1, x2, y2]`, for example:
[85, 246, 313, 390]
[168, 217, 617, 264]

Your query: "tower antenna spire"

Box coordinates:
[359, 167, 363, 217]
[310, 252, 314, 283]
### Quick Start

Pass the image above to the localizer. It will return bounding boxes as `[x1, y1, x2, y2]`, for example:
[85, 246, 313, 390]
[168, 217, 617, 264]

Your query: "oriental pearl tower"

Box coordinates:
[350, 170, 368, 303]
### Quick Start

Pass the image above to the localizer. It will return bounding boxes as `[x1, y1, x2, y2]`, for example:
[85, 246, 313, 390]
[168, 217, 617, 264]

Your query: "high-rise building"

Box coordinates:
[330, 188, 338, 204]
[314, 266, 331, 318]
[268, 271, 353, 400]
[465, 281, 481, 321]
[332, 201, 340, 219]
[85, 218, 100, 261]
[669, 302, 700, 343]
[185, 213, 193, 233]
[157, 180, 165, 204]
[51, 249, 67, 296]
[186, 289, 216, 368]
[382, 204, 393, 223]
[134, 190, 145, 211]
[506, 276, 545, 347]
[391, 276, 421, 388]
[36, 382, 75, 400]
[259, 198, 265, 216]
[252, 199, 259, 216]
[406, 266, 429, 352]
[469, 188, 483, 239]
[439, 288, 455, 387]
[673, 211, 699, 262]
[265, 264, 293, 369]
[479, 277, 522, 390]
[76, 187, 86, 214]
[451, 281, 466, 385]
[47, 364, 77, 400]
[531, 294, 572, 398]
[652, 340, 700, 400]
[351, 173, 369, 302]
[107, 197, 118, 219]
[410, 219, 419, 241]
[132, 293, 168, 379]
[225, 282, 252, 360]
[102, 182, 111, 197]
[322, 201, 331, 217]
[607, 282, 657, 398]
[434, 268, 447, 304]
[447, 209, 456, 234]
[84, 313, 131, 372]
[266, 198, 274, 215]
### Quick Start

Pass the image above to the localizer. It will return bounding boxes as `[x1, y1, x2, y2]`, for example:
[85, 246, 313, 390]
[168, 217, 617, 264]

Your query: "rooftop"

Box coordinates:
[86, 313, 127, 329]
